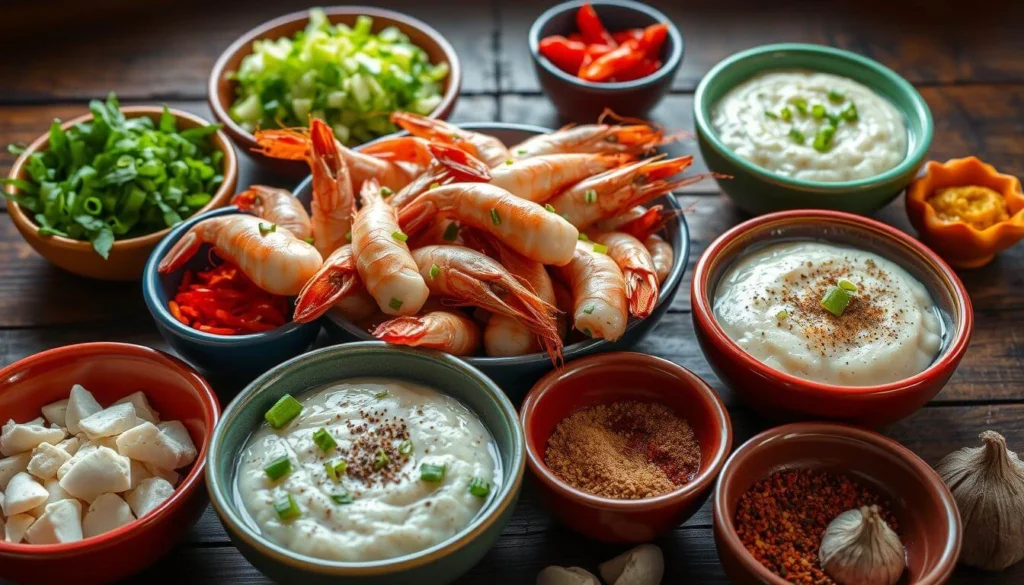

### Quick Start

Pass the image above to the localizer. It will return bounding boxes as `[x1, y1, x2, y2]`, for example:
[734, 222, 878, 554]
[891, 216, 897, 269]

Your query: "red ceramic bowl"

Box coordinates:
[691, 209, 973, 427]
[714, 422, 961, 585]
[0, 343, 220, 585]
[520, 352, 732, 542]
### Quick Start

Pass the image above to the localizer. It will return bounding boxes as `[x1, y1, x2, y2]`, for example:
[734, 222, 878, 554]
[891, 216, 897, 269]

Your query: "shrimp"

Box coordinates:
[373, 310, 482, 356]
[510, 116, 671, 159]
[390, 112, 512, 168]
[292, 245, 376, 323]
[232, 186, 312, 241]
[483, 153, 633, 203]
[398, 183, 579, 266]
[552, 241, 629, 341]
[409, 217, 464, 248]
[550, 277, 573, 341]
[351, 178, 430, 316]
[594, 205, 675, 241]
[645, 234, 674, 285]
[308, 119, 354, 257]
[411, 245, 562, 363]
[157, 214, 322, 296]
[592, 232, 659, 318]
[545, 156, 699, 229]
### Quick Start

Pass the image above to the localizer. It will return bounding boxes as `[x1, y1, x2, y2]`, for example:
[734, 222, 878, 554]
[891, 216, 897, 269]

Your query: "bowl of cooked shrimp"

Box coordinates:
[247, 116, 691, 393]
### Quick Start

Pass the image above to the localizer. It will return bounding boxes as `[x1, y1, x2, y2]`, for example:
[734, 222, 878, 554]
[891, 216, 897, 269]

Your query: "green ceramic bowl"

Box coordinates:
[693, 43, 934, 216]
[206, 342, 525, 585]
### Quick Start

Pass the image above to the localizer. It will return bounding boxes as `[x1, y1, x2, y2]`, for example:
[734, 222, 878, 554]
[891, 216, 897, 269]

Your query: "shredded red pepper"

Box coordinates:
[170, 259, 290, 336]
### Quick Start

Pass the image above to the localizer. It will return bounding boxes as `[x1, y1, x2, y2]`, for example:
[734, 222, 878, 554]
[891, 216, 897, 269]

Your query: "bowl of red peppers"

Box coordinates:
[142, 205, 321, 381]
[529, 0, 682, 121]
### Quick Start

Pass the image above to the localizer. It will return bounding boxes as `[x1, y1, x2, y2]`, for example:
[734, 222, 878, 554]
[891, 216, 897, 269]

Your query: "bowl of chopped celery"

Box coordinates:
[2, 95, 238, 282]
[209, 7, 461, 177]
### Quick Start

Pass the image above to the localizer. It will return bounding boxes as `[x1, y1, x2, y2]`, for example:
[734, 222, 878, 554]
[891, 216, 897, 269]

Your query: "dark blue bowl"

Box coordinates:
[528, 0, 683, 121]
[308, 123, 691, 397]
[142, 205, 321, 381]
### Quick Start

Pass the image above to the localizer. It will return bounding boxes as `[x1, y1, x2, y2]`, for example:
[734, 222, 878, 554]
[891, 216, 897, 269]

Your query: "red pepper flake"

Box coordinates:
[170, 258, 291, 336]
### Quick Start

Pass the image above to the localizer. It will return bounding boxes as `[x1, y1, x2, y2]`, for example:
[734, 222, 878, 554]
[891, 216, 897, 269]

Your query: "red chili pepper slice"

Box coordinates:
[637, 23, 669, 59]
[612, 29, 643, 44]
[578, 40, 645, 82]
[576, 3, 617, 47]
[168, 260, 292, 336]
[614, 58, 662, 82]
[538, 35, 587, 74]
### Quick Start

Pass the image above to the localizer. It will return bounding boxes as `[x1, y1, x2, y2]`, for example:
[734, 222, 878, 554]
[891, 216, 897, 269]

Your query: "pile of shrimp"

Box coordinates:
[158, 112, 695, 364]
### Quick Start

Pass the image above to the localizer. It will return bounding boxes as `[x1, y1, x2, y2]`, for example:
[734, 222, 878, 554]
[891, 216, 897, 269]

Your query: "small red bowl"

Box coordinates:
[691, 209, 973, 427]
[520, 352, 732, 542]
[714, 423, 961, 585]
[0, 343, 220, 585]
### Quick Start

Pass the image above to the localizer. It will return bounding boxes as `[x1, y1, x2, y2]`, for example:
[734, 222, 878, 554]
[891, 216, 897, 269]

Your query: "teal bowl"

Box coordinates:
[206, 342, 525, 585]
[693, 43, 933, 216]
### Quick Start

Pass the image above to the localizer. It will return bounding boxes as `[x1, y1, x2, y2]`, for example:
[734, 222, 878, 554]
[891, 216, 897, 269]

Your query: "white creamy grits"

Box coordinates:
[713, 242, 942, 386]
[712, 70, 908, 182]
[236, 379, 499, 562]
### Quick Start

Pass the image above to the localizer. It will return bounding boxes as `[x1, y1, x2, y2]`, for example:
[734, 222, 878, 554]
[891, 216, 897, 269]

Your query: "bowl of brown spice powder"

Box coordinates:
[520, 351, 732, 543]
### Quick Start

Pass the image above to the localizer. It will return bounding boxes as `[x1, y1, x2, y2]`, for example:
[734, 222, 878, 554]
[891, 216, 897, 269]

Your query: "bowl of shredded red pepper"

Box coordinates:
[528, 0, 683, 121]
[143, 206, 321, 380]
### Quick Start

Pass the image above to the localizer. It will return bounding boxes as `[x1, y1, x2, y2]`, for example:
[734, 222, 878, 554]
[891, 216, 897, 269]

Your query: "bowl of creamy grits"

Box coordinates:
[206, 341, 524, 585]
[693, 43, 933, 216]
[691, 210, 973, 427]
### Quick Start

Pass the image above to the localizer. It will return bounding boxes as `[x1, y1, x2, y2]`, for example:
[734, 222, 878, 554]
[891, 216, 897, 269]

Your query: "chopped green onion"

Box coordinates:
[391, 230, 408, 242]
[776, 309, 789, 321]
[263, 456, 292, 481]
[380, 186, 393, 197]
[265, 394, 302, 429]
[324, 460, 346, 481]
[330, 492, 354, 505]
[375, 390, 389, 399]
[811, 104, 826, 119]
[838, 279, 858, 293]
[584, 189, 597, 204]
[788, 129, 806, 144]
[313, 428, 337, 453]
[373, 448, 391, 470]
[592, 243, 608, 254]
[813, 125, 836, 153]
[490, 208, 501, 226]
[398, 440, 414, 455]
[389, 297, 403, 311]
[274, 494, 301, 520]
[828, 90, 845, 103]
[429, 263, 440, 279]
[820, 285, 852, 317]
[780, 107, 793, 121]
[583, 304, 595, 315]
[582, 328, 592, 337]
[544, 204, 557, 213]
[258, 222, 276, 236]
[345, 231, 352, 242]
[505, 159, 514, 166]
[765, 111, 779, 120]
[517, 149, 527, 155]
[578, 233, 590, 241]
[420, 462, 446, 482]
[793, 98, 808, 115]
[468, 477, 491, 498]
[302, 236, 315, 245]
[841, 102, 859, 122]
[442, 222, 460, 241]
[429, 182, 440, 190]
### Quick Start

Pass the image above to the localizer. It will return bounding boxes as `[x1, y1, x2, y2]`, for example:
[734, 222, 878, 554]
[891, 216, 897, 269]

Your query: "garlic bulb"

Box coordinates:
[819, 505, 905, 585]
[936, 430, 1024, 571]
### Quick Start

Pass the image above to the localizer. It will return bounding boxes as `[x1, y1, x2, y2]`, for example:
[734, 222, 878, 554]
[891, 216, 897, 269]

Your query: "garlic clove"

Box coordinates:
[536, 566, 600, 585]
[936, 430, 1024, 571]
[599, 544, 664, 585]
[819, 505, 905, 585]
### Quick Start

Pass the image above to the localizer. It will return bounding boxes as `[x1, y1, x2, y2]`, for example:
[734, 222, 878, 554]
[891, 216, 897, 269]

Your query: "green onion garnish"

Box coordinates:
[776, 309, 788, 321]
[505, 159, 513, 166]
[544, 204, 556, 213]
[429, 263, 440, 279]
[811, 104, 826, 119]
[828, 90, 845, 103]
[584, 189, 597, 204]
[345, 231, 352, 242]
[820, 285, 852, 317]
[578, 233, 589, 241]
[325, 459, 348, 481]
[429, 182, 440, 190]
[442, 222, 460, 241]
[517, 149, 527, 155]
[490, 208, 501, 226]
[258, 222, 276, 236]
[420, 462, 446, 482]
[375, 390, 389, 399]
[582, 328, 592, 337]
[398, 440, 414, 455]
[373, 448, 391, 470]
[302, 236, 315, 245]
[468, 477, 491, 498]
[788, 129, 805, 144]
[330, 492, 354, 505]
[263, 456, 291, 481]
[274, 494, 301, 520]
[313, 428, 336, 453]
[583, 304, 595, 315]
[265, 394, 302, 429]
[380, 186, 393, 197]
[813, 125, 836, 153]
[592, 243, 608, 254]
[765, 111, 779, 120]
[389, 297, 403, 311]
[793, 99, 808, 115]
[392, 230, 408, 242]
[841, 102, 859, 122]
[838, 279, 858, 293]
[779, 107, 793, 121]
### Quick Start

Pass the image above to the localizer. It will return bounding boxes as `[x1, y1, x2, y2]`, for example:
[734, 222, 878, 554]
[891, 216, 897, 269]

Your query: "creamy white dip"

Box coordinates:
[713, 242, 942, 386]
[236, 379, 498, 562]
[712, 70, 907, 182]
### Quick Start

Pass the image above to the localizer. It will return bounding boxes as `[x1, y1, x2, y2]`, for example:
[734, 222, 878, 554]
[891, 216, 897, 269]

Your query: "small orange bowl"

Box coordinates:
[520, 352, 732, 542]
[0, 342, 220, 585]
[5, 106, 238, 281]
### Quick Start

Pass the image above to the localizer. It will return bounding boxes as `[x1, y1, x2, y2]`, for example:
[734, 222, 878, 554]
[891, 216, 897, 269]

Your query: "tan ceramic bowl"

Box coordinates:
[5, 106, 238, 281]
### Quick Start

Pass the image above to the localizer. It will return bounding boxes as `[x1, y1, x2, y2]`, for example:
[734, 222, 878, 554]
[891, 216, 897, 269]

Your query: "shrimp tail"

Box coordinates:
[641, 155, 694, 181]
[625, 270, 659, 318]
[597, 108, 685, 150]
[358, 177, 383, 207]
[618, 205, 677, 241]
[372, 316, 431, 345]
[360, 136, 434, 167]
[293, 262, 360, 323]
[396, 198, 438, 235]
[157, 227, 201, 273]
[427, 142, 491, 182]
[389, 112, 456, 144]
[253, 127, 310, 160]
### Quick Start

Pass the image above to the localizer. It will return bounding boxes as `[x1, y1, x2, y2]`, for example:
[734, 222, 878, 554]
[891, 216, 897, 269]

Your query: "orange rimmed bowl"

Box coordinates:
[520, 352, 732, 543]
[5, 106, 238, 281]
[0, 342, 220, 585]
[691, 209, 973, 427]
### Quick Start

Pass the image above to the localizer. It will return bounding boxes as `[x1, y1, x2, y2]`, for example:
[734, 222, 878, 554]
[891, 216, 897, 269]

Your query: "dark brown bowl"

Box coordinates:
[208, 6, 462, 177]
[714, 423, 961, 585]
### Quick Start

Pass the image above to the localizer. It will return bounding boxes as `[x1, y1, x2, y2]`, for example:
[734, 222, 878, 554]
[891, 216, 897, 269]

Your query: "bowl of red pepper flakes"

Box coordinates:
[528, 0, 683, 121]
[713, 423, 961, 585]
[143, 206, 321, 381]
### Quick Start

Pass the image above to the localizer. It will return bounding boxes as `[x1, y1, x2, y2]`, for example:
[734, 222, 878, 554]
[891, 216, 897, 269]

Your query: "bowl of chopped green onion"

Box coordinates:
[209, 7, 460, 177]
[3, 95, 238, 281]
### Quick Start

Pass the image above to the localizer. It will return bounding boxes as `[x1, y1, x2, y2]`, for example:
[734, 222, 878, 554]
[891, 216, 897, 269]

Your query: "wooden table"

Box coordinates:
[2, 0, 1022, 582]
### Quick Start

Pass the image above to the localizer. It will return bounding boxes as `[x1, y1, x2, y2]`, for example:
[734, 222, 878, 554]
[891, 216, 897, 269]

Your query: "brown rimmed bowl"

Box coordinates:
[713, 422, 961, 585]
[5, 106, 238, 281]
[691, 209, 973, 427]
[208, 6, 462, 177]
[520, 352, 732, 543]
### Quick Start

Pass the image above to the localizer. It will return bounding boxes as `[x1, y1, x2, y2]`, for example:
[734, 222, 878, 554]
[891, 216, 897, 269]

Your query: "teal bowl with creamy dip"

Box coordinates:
[206, 342, 524, 584]
[694, 43, 933, 216]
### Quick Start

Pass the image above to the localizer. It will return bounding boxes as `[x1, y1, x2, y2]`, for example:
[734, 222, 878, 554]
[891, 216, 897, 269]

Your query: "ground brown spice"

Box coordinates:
[544, 401, 701, 499]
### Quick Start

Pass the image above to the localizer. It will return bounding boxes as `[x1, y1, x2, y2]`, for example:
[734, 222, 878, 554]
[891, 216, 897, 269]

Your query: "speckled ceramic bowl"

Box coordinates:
[206, 342, 524, 585]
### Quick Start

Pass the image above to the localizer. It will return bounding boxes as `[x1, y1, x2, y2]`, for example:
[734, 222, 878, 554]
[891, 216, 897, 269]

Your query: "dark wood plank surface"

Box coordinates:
[1, 1, 1022, 584]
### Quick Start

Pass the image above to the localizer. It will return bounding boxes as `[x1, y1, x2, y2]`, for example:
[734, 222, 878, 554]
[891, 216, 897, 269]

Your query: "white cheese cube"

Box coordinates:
[28, 479, 72, 518]
[41, 399, 69, 427]
[4, 513, 33, 543]
[58, 447, 132, 503]
[3, 472, 49, 516]
[82, 493, 135, 538]
[56, 443, 98, 481]
[158, 421, 197, 469]
[0, 420, 66, 456]
[114, 392, 160, 424]
[125, 477, 174, 518]
[24, 499, 83, 544]
[78, 403, 138, 439]
[65, 384, 102, 435]
[142, 463, 180, 488]
[55, 436, 80, 457]
[115, 422, 181, 470]
[0, 453, 30, 490]
[27, 442, 72, 480]
[128, 459, 152, 490]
